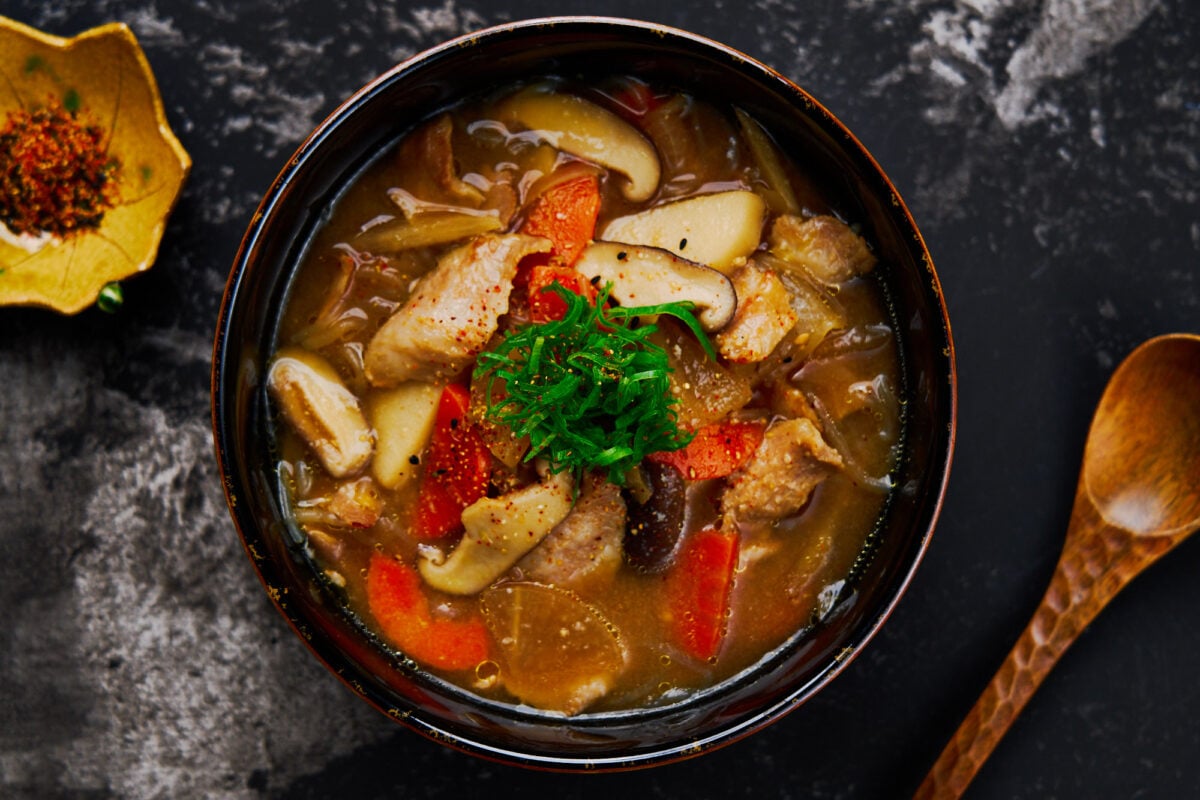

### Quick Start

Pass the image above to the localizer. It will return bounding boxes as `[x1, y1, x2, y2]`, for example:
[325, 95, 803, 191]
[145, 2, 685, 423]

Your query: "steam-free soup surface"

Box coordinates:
[269, 75, 901, 714]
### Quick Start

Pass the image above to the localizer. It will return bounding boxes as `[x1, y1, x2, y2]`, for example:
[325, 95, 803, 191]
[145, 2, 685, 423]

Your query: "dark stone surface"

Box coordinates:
[2, 1, 1198, 797]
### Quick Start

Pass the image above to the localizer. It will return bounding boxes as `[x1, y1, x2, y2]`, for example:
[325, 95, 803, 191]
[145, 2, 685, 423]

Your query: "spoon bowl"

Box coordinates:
[917, 333, 1200, 799]
[1085, 335, 1200, 536]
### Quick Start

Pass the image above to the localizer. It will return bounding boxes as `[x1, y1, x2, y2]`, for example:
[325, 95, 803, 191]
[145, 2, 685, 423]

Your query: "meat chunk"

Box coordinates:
[714, 262, 799, 363]
[364, 233, 551, 386]
[767, 214, 876, 284]
[722, 418, 843, 527]
[518, 474, 626, 590]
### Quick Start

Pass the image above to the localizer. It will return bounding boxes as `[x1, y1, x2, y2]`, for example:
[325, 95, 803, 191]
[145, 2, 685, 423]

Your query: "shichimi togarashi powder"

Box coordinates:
[0, 100, 120, 239]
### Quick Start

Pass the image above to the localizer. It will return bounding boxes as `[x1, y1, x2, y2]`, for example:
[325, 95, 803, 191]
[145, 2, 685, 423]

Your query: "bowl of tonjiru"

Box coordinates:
[212, 17, 955, 769]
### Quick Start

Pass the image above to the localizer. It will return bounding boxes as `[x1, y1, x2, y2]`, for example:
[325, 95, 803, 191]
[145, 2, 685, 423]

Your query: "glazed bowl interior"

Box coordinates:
[212, 17, 955, 770]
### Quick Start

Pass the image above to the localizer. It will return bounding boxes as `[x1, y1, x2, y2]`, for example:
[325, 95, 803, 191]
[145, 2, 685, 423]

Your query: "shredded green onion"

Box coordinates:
[473, 283, 714, 484]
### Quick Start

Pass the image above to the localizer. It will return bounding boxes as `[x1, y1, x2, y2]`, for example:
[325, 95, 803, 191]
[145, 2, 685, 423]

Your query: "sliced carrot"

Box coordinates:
[666, 527, 738, 661]
[366, 553, 491, 671]
[520, 173, 601, 266]
[606, 77, 663, 119]
[527, 264, 599, 323]
[648, 420, 765, 480]
[411, 383, 492, 539]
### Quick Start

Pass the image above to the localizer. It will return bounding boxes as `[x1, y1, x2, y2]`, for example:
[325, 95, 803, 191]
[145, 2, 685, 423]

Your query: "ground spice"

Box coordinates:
[0, 99, 119, 238]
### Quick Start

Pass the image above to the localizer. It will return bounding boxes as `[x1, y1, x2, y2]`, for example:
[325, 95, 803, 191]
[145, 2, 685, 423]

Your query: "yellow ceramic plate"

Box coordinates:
[0, 17, 190, 313]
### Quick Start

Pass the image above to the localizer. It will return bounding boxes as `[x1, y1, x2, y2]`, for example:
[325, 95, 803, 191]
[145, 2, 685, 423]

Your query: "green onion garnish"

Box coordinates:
[473, 283, 714, 485]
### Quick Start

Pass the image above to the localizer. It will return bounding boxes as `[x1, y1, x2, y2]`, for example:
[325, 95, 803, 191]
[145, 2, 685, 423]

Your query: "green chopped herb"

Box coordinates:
[96, 281, 123, 313]
[473, 283, 714, 485]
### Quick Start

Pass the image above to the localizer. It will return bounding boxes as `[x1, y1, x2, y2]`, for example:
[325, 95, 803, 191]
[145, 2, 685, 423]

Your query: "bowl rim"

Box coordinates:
[212, 14, 957, 771]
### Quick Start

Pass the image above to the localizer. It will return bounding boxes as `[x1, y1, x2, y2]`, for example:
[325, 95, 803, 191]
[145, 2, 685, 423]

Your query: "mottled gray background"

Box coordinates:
[1, 1, 1198, 798]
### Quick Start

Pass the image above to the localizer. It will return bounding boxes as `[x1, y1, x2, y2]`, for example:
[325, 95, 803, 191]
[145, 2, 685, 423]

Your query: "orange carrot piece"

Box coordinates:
[666, 527, 738, 661]
[412, 383, 492, 539]
[366, 553, 490, 671]
[521, 173, 601, 266]
[648, 420, 765, 480]
[527, 264, 599, 323]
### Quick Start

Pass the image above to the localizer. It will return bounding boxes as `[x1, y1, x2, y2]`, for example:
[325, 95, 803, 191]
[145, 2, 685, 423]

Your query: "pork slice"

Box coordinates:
[714, 262, 799, 364]
[518, 474, 626, 590]
[767, 214, 876, 284]
[364, 233, 551, 386]
[722, 417, 843, 527]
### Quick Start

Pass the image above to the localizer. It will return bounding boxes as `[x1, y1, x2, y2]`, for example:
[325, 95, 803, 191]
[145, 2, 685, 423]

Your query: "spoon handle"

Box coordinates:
[914, 498, 1175, 800]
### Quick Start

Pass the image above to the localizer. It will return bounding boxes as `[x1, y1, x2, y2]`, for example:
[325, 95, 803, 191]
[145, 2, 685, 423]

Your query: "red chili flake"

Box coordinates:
[0, 99, 120, 238]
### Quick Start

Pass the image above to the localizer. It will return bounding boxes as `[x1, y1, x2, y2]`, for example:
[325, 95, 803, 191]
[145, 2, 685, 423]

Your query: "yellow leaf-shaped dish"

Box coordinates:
[0, 17, 190, 313]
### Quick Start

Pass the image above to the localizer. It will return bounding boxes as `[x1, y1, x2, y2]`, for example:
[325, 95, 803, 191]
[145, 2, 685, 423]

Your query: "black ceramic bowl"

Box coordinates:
[212, 16, 956, 770]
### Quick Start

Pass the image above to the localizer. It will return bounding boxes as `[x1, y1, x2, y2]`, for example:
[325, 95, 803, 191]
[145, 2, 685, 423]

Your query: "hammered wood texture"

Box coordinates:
[914, 491, 1181, 800]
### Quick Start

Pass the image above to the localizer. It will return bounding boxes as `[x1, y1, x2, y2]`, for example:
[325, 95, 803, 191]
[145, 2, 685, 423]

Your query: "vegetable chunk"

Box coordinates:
[666, 527, 739, 661]
[649, 420, 765, 481]
[367, 553, 490, 671]
[419, 469, 574, 595]
[368, 382, 441, 490]
[599, 191, 766, 274]
[574, 242, 736, 331]
[481, 582, 626, 715]
[411, 383, 492, 539]
[520, 172, 601, 266]
[499, 87, 661, 202]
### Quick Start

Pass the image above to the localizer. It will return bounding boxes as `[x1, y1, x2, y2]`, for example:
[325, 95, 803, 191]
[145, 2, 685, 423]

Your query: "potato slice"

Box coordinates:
[367, 382, 441, 489]
[268, 348, 373, 478]
[499, 87, 661, 202]
[599, 190, 766, 274]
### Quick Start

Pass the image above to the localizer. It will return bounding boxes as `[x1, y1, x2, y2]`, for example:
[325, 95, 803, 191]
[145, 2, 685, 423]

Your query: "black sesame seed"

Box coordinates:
[616, 251, 627, 261]
[679, 237, 688, 250]
[408, 455, 420, 465]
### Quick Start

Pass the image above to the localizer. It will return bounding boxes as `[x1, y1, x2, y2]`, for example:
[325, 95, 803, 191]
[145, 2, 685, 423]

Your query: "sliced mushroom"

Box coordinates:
[573, 242, 736, 331]
[498, 87, 661, 202]
[599, 190, 766, 274]
[418, 469, 574, 595]
[268, 347, 373, 478]
[623, 461, 686, 574]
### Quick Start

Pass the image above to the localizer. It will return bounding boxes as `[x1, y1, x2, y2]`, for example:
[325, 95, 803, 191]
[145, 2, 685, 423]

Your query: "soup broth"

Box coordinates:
[269, 75, 902, 714]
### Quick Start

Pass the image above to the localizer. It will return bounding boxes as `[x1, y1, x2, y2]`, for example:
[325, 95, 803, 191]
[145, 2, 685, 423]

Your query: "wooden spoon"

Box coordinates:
[916, 333, 1200, 799]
